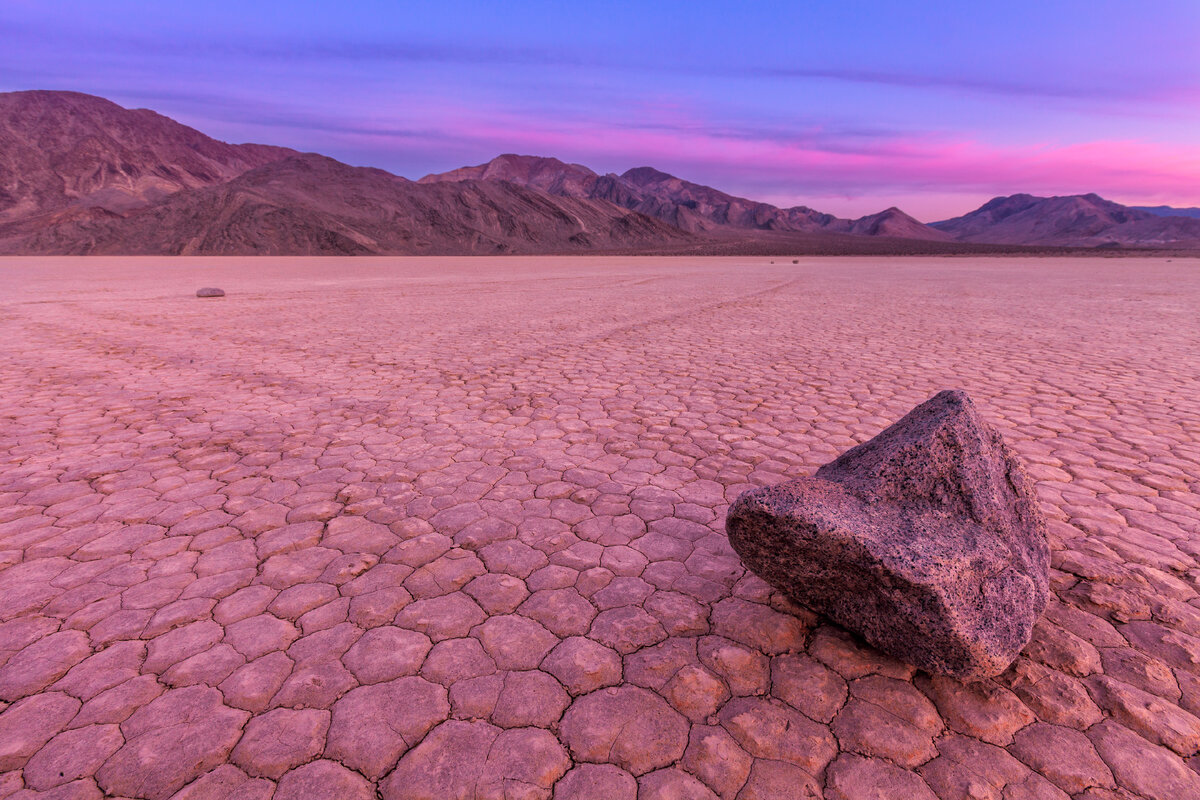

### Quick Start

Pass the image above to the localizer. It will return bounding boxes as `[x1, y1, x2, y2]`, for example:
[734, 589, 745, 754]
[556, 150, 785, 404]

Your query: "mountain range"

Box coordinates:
[419, 154, 951, 241]
[1, 90, 1197, 255]
[931, 193, 1200, 248]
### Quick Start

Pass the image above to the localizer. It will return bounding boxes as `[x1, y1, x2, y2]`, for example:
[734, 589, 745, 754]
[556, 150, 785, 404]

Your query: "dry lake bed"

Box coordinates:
[1, 255, 1199, 800]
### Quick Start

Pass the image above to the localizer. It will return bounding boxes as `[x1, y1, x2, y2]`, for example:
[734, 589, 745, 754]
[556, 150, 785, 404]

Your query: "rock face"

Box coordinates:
[196, 287, 225, 297]
[726, 390, 1049, 679]
[0, 90, 293, 224]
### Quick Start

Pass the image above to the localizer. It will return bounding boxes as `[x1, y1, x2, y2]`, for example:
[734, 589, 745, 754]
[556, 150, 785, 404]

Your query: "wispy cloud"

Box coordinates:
[368, 106, 1200, 216]
[149, 92, 1200, 215]
[8, 13, 1196, 110]
[756, 66, 1200, 105]
[4, 4, 1198, 220]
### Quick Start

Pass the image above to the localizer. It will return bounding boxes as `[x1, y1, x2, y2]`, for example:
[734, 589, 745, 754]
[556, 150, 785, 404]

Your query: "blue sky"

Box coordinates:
[3, 1, 1198, 219]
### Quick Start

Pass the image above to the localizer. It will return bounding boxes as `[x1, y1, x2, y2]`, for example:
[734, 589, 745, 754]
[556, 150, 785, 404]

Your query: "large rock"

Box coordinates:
[726, 390, 1048, 679]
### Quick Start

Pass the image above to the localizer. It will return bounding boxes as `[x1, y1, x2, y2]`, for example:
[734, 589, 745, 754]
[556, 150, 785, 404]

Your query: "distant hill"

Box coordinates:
[2, 91, 1196, 255]
[1132, 205, 1200, 220]
[421, 154, 952, 241]
[931, 193, 1200, 247]
[418, 153, 601, 199]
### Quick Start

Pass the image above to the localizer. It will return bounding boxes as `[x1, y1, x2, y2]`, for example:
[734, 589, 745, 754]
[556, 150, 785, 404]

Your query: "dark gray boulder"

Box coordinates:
[726, 389, 1049, 679]
[196, 287, 225, 297]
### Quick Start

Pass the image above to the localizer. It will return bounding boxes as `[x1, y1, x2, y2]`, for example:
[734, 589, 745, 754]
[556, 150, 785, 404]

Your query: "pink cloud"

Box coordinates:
[324, 105, 1200, 219]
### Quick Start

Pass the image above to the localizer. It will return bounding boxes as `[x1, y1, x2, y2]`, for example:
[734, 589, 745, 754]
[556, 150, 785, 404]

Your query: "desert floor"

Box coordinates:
[1, 255, 1198, 800]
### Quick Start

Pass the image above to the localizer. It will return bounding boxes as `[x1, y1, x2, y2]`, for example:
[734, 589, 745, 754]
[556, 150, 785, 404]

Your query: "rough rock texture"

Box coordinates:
[195, 287, 225, 298]
[727, 389, 1050, 678]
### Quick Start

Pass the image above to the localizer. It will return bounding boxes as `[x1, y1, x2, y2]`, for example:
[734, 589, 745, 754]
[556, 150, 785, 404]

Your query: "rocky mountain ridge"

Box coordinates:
[932, 193, 1200, 247]
[421, 155, 951, 241]
[1, 91, 1197, 254]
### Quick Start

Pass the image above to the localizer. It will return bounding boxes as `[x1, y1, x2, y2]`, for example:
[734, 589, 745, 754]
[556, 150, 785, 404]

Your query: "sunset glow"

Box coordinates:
[3, 0, 1197, 219]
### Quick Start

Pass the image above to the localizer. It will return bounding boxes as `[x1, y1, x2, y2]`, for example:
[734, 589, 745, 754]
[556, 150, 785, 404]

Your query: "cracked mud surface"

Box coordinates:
[1, 255, 1198, 799]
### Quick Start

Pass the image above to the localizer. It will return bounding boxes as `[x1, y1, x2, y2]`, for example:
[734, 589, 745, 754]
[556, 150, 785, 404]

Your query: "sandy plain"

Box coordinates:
[0, 255, 1198, 800]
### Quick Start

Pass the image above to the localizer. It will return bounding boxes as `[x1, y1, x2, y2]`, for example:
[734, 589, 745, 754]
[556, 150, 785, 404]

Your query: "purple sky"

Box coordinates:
[3, 1, 1198, 220]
